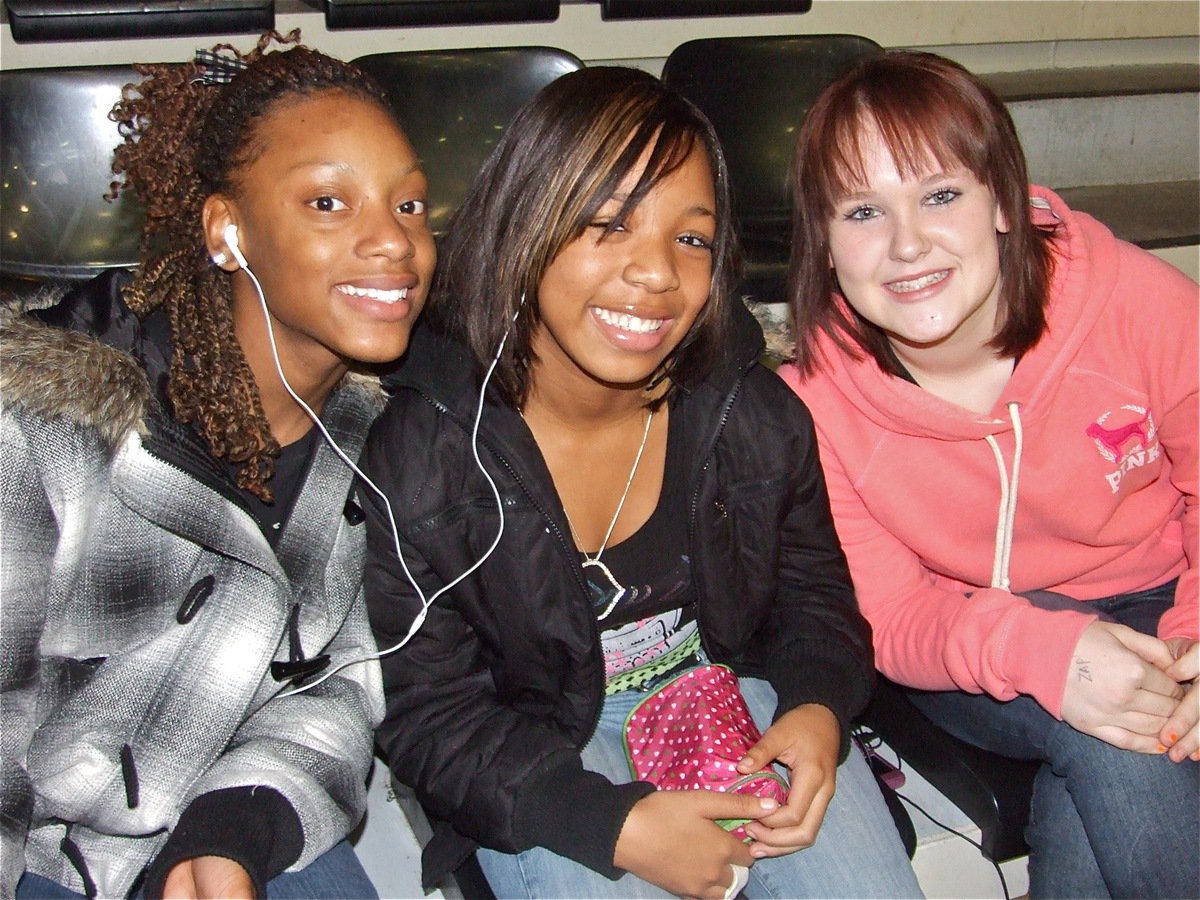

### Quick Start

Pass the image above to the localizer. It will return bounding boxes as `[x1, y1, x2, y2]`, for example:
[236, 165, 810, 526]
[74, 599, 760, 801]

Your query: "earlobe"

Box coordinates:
[995, 203, 1011, 235]
[202, 195, 240, 270]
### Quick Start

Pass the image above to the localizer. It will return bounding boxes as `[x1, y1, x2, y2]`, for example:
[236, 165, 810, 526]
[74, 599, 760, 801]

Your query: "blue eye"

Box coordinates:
[844, 205, 879, 222]
[927, 188, 961, 206]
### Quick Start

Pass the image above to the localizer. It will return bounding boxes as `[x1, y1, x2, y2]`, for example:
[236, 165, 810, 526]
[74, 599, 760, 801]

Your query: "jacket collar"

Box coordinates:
[5, 270, 383, 511]
[387, 299, 765, 530]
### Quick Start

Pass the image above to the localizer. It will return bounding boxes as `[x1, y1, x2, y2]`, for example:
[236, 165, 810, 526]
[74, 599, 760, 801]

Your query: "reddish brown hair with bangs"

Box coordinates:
[788, 50, 1056, 376]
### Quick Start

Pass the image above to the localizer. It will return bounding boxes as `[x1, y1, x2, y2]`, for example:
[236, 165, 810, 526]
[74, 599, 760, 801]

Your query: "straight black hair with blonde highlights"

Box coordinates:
[429, 66, 738, 409]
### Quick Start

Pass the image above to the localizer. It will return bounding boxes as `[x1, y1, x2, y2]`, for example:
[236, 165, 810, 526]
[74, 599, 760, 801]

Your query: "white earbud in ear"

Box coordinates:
[223, 223, 248, 269]
[210, 251, 229, 266]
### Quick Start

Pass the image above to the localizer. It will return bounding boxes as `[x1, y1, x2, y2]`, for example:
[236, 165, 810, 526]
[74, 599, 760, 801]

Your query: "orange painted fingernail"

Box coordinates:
[1168, 732, 1180, 743]
[1156, 744, 1168, 753]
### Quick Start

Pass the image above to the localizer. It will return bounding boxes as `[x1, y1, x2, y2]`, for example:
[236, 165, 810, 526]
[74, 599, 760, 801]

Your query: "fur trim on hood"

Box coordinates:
[2, 278, 388, 454]
[1, 307, 152, 449]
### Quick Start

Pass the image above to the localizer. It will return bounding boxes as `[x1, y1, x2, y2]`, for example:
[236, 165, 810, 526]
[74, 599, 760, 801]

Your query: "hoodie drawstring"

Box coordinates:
[984, 402, 1023, 591]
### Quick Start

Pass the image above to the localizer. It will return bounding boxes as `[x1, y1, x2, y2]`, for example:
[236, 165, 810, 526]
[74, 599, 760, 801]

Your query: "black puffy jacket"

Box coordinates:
[363, 302, 872, 889]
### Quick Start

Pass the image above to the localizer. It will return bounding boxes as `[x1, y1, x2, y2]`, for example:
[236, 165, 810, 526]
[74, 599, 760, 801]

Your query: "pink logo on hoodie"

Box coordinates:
[1088, 405, 1159, 493]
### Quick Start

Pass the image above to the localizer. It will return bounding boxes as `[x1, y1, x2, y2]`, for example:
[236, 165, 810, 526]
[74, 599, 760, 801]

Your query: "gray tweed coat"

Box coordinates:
[0, 302, 386, 898]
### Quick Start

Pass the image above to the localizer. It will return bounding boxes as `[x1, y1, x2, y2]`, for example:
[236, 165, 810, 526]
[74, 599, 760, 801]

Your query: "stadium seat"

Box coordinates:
[599, 0, 809, 18]
[4, 1, 271, 43]
[354, 47, 583, 240]
[662, 34, 881, 303]
[327, 0, 557, 29]
[1, 65, 146, 285]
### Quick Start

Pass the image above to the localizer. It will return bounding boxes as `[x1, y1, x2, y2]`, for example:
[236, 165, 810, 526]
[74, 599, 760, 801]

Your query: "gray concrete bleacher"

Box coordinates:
[985, 62, 1199, 275]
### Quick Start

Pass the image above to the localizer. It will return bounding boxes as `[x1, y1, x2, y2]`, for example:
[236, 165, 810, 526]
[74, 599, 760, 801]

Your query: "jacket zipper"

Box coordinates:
[419, 393, 609, 747]
[418, 348, 754, 747]
[142, 407, 260, 524]
[686, 374, 747, 663]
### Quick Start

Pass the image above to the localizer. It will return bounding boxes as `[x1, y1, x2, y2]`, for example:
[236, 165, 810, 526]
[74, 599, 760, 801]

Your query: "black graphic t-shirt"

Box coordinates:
[576, 405, 699, 689]
[233, 427, 320, 547]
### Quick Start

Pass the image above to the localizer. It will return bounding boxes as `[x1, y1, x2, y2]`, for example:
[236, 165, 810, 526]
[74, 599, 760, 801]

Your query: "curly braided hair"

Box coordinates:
[108, 32, 391, 500]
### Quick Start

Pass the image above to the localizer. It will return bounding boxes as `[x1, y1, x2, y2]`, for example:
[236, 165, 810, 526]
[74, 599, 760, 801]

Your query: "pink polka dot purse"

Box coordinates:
[622, 664, 790, 839]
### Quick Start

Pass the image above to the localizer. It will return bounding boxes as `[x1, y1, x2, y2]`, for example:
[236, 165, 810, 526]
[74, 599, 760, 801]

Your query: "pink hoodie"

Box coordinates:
[779, 187, 1198, 717]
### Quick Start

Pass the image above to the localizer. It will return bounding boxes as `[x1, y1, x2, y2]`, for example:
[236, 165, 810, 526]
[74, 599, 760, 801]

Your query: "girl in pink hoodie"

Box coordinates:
[779, 51, 1197, 897]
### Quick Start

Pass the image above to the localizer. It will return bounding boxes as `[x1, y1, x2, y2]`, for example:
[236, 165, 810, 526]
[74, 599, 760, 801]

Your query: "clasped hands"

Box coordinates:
[1059, 620, 1198, 762]
[614, 703, 840, 899]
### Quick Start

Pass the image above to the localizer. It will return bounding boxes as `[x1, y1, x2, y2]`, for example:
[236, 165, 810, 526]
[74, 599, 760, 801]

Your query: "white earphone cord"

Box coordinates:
[234, 257, 507, 698]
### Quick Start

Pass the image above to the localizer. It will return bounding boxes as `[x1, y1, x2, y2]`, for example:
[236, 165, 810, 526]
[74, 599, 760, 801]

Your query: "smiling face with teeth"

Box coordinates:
[826, 126, 1009, 360]
[207, 91, 436, 398]
[530, 142, 717, 398]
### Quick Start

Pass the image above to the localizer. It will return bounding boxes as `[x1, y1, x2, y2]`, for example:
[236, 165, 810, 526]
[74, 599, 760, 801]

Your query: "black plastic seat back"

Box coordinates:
[1, 66, 147, 282]
[663, 35, 881, 301]
[327, 0, 557, 28]
[600, 0, 810, 18]
[4, 1, 272, 42]
[354, 47, 584, 240]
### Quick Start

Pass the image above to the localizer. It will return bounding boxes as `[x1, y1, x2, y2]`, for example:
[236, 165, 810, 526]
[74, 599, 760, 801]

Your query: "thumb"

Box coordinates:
[1112, 625, 1177, 670]
[693, 788, 779, 821]
[737, 731, 781, 775]
[1164, 641, 1198, 682]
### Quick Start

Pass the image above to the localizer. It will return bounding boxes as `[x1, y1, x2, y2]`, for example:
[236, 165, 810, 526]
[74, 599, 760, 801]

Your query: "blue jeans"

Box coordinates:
[906, 581, 1199, 899]
[16, 839, 377, 900]
[477, 669, 923, 899]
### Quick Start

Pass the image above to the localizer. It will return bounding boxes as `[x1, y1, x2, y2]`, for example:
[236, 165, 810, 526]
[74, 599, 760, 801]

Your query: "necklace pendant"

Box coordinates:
[559, 408, 654, 623]
[582, 557, 626, 619]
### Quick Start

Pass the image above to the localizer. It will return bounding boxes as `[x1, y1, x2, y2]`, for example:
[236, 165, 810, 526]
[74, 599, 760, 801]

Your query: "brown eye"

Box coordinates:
[308, 195, 347, 213]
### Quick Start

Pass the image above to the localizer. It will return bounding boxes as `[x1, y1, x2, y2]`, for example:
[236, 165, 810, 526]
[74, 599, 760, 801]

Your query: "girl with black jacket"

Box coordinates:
[363, 66, 920, 899]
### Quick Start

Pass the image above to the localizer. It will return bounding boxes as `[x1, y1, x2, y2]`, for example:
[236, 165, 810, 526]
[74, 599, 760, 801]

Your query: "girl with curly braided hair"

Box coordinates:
[1, 32, 435, 899]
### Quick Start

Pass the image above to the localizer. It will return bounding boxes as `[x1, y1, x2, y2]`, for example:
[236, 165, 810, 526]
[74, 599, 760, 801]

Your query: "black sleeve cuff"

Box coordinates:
[142, 787, 304, 898]
[511, 752, 656, 879]
[769, 655, 874, 762]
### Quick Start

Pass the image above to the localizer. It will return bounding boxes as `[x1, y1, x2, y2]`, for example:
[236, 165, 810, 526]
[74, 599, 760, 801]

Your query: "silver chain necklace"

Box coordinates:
[560, 408, 655, 620]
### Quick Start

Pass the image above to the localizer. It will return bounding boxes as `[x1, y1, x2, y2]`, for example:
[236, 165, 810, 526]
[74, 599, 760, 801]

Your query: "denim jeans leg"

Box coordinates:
[478, 669, 922, 899]
[1040, 719, 1198, 899]
[1025, 764, 1109, 898]
[475, 684, 676, 900]
[265, 839, 379, 900]
[905, 580, 1198, 899]
[909, 684, 1199, 898]
[17, 841, 378, 900]
[736, 677, 923, 899]
[15, 873, 84, 899]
